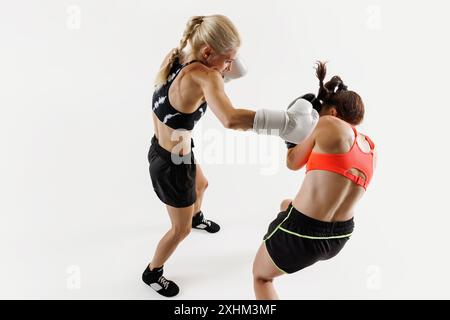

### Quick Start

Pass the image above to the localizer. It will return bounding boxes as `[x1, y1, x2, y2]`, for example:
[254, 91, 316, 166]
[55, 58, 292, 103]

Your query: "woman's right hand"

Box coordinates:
[253, 98, 319, 145]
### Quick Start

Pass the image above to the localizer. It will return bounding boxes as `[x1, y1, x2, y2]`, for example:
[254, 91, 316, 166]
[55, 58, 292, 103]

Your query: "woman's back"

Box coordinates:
[292, 116, 375, 222]
[152, 52, 209, 154]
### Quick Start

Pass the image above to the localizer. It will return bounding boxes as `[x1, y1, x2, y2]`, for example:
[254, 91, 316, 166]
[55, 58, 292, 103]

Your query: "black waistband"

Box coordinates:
[285, 204, 354, 236]
[150, 135, 195, 164]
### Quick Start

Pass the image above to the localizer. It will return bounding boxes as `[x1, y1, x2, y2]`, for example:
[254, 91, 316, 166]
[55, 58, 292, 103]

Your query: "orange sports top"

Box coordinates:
[306, 126, 375, 190]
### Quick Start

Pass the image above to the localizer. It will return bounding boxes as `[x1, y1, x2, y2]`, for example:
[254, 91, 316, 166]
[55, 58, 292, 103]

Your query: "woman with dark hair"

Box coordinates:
[252, 61, 377, 299]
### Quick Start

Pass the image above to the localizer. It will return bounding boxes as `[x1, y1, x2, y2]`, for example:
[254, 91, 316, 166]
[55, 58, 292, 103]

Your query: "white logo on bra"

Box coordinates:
[153, 96, 166, 111]
[163, 113, 181, 123]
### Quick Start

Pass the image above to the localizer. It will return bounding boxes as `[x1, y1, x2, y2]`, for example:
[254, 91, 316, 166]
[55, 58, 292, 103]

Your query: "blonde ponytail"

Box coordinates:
[154, 16, 204, 88]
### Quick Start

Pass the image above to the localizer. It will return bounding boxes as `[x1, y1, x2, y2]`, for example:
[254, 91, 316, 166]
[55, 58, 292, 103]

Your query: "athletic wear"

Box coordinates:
[148, 135, 196, 208]
[263, 203, 354, 274]
[142, 265, 179, 297]
[192, 211, 220, 233]
[306, 125, 375, 189]
[152, 57, 207, 130]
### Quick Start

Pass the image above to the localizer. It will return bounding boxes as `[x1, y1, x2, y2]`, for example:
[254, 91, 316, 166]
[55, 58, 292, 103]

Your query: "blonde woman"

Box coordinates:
[144, 14, 318, 297]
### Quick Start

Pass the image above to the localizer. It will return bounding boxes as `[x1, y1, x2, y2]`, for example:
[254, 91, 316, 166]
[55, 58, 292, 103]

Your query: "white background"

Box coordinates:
[1, 0, 449, 299]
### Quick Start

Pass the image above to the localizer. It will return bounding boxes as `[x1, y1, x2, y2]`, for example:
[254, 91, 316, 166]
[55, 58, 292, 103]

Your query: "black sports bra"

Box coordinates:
[152, 57, 207, 130]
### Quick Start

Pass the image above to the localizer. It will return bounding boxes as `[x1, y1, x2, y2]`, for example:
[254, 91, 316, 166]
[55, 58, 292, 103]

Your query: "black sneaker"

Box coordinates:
[142, 265, 179, 297]
[192, 211, 220, 233]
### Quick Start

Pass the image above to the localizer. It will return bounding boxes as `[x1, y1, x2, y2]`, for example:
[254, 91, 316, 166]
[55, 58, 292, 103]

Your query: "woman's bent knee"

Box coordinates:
[253, 272, 273, 283]
[171, 226, 192, 241]
[196, 179, 208, 195]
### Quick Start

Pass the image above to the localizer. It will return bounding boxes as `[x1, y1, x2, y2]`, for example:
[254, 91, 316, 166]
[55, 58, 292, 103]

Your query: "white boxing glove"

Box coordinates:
[222, 56, 247, 83]
[253, 98, 319, 144]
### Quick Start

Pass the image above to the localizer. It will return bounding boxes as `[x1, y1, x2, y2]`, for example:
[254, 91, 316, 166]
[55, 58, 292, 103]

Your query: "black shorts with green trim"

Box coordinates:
[263, 203, 354, 274]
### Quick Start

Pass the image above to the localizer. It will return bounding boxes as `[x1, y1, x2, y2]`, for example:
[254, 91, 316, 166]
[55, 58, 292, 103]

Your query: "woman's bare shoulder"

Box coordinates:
[184, 63, 222, 86]
[315, 116, 354, 152]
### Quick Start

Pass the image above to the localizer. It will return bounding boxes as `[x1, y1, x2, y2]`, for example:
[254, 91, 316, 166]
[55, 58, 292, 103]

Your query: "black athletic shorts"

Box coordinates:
[263, 203, 354, 274]
[148, 135, 196, 208]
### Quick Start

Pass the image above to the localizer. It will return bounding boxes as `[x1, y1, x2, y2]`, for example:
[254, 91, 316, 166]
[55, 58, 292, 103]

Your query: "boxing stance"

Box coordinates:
[252, 61, 377, 299]
[144, 14, 318, 297]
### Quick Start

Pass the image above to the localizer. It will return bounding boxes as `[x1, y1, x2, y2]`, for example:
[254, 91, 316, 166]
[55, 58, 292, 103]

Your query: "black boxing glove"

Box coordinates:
[285, 93, 321, 149]
[292, 93, 322, 113]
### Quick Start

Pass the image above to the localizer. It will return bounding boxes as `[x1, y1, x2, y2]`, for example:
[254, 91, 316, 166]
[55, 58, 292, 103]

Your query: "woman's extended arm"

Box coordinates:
[197, 69, 255, 130]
